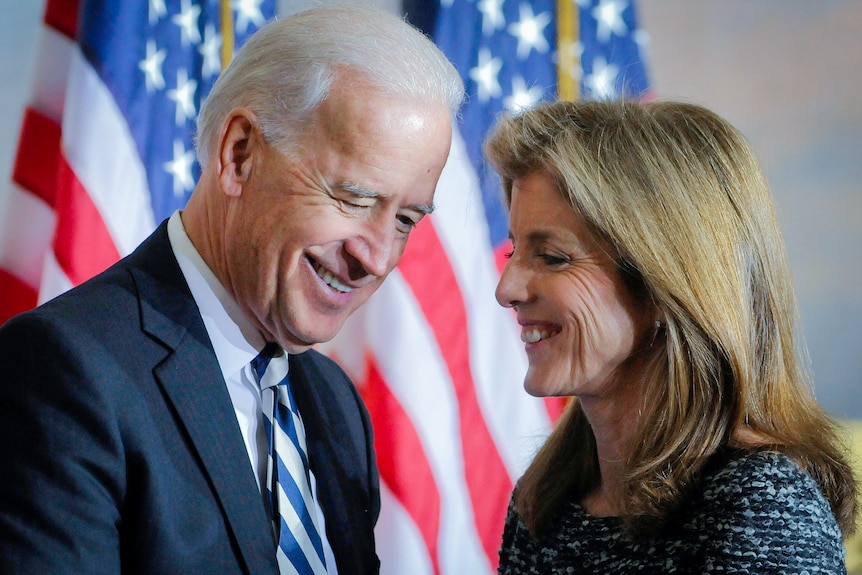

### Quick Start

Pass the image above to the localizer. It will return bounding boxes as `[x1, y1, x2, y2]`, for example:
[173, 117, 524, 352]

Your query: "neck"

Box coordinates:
[182, 188, 218, 268]
[182, 182, 236, 303]
[578, 382, 643, 517]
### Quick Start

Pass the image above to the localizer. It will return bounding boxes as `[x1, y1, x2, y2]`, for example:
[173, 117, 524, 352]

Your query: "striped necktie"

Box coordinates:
[252, 343, 328, 575]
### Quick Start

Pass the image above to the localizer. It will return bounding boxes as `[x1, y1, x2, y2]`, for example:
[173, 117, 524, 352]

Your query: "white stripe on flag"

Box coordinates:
[376, 482, 434, 575]
[62, 47, 155, 258]
[433, 126, 552, 478]
[30, 24, 72, 121]
[358, 274, 492, 573]
[37, 249, 73, 305]
[0, 182, 56, 290]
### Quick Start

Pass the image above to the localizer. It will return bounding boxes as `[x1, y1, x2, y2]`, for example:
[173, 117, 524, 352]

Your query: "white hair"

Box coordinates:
[195, 3, 464, 167]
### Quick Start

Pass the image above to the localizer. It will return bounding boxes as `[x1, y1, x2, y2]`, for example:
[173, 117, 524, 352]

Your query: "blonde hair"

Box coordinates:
[485, 99, 857, 537]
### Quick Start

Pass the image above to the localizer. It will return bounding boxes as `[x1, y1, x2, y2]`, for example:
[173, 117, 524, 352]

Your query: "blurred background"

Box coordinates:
[3, 0, 859, 419]
[638, 1, 862, 422]
[1, 0, 860, 571]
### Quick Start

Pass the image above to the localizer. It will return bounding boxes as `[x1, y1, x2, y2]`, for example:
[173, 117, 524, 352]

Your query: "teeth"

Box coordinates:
[521, 328, 552, 343]
[314, 263, 353, 293]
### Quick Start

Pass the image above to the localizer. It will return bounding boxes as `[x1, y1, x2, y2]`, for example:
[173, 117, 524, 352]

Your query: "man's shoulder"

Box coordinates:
[3, 268, 134, 335]
[0, 223, 179, 340]
[289, 348, 367, 416]
[291, 348, 352, 385]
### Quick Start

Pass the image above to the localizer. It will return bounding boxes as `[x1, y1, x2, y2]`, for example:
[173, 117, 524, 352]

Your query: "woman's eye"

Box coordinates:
[541, 253, 568, 266]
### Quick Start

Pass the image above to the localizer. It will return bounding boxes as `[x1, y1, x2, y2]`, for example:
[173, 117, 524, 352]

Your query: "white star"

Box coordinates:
[633, 28, 651, 51]
[138, 40, 166, 93]
[592, 0, 628, 43]
[199, 23, 223, 79]
[558, 38, 584, 81]
[167, 68, 198, 126]
[567, 39, 584, 60]
[164, 139, 196, 198]
[469, 47, 503, 102]
[233, 0, 265, 35]
[507, 4, 552, 60]
[478, 0, 505, 36]
[503, 76, 544, 112]
[584, 56, 619, 99]
[148, 0, 166, 25]
[172, 0, 202, 47]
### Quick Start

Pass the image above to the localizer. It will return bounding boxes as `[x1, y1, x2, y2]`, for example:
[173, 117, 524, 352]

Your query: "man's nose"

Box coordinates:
[344, 221, 397, 280]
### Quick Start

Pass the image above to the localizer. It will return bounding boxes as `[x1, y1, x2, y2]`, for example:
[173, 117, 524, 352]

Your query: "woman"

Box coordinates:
[485, 100, 857, 573]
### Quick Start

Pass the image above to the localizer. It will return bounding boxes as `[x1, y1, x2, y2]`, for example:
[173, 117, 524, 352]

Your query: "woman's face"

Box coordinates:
[495, 170, 654, 398]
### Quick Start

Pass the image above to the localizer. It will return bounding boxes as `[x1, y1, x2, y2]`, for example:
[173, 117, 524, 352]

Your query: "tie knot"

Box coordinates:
[251, 342, 284, 388]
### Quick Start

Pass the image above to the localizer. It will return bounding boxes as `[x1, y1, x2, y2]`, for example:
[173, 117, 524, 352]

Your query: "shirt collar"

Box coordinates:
[167, 210, 268, 379]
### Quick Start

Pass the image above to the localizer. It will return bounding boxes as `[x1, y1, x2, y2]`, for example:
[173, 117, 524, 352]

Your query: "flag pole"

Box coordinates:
[557, 0, 579, 102]
[221, 0, 234, 67]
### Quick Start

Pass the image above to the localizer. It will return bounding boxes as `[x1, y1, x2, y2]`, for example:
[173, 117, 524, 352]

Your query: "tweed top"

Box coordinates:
[498, 451, 846, 574]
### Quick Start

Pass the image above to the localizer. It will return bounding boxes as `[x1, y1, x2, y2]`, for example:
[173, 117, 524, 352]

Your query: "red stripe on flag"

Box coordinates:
[43, 0, 79, 39]
[52, 153, 121, 286]
[12, 108, 61, 208]
[543, 397, 568, 423]
[399, 220, 512, 569]
[360, 356, 442, 575]
[0, 270, 38, 326]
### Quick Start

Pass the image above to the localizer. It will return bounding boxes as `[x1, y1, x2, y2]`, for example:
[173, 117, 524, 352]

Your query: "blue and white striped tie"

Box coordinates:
[252, 344, 328, 575]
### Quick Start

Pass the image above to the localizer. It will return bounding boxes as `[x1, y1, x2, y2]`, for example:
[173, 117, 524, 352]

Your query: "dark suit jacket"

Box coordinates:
[0, 221, 380, 574]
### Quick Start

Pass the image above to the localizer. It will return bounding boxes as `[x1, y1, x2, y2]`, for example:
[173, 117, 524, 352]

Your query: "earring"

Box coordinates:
[650, 320, 664, 347]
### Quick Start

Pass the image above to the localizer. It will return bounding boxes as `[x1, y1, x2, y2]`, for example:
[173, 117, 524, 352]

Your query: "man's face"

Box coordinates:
[224, 79, 453, 352]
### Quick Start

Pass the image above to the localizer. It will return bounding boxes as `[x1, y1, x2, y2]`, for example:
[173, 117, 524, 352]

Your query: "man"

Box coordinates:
[0, 5, 464, 574]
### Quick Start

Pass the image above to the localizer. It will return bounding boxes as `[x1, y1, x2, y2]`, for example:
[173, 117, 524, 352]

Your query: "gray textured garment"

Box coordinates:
[498, 451, 846, 574]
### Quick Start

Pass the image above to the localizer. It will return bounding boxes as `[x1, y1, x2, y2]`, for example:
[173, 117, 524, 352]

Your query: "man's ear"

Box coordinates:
[217, 108, 259, 198]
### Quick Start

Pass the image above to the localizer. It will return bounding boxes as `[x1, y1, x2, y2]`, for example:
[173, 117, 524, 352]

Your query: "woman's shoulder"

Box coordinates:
[685, 449, 845, 570]
[699, 450, 835, 520]
[704, 450, 828, 503]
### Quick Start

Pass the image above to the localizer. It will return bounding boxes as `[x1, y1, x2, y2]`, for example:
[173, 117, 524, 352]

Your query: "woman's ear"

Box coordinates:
[217, 108, 258, 198]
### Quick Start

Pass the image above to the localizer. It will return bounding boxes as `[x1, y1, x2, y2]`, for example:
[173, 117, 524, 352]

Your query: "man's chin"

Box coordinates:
[281, 325, 344, 354]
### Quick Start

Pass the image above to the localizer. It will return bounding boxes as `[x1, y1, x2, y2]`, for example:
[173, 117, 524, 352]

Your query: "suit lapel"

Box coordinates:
[154, 341, 277, 572]
[129, 224, 277, 574]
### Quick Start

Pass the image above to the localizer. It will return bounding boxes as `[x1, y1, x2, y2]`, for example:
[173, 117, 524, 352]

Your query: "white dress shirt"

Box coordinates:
[167, 211, 338, 573]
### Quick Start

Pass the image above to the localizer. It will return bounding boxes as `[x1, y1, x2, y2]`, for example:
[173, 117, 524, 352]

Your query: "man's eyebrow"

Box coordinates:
[341, 182, 435, 215]
[341, 182, 378, 199]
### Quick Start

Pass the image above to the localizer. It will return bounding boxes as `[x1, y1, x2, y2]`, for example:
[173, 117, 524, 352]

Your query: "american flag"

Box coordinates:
[326, 0, 650, 573]
[0, 0, 273, 322]
[0, 0, 649, 573]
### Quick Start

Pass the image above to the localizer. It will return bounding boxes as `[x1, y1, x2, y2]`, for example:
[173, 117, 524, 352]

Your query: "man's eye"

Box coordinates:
[339, 198, 370, 211]
[396, 214, 419, 233]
